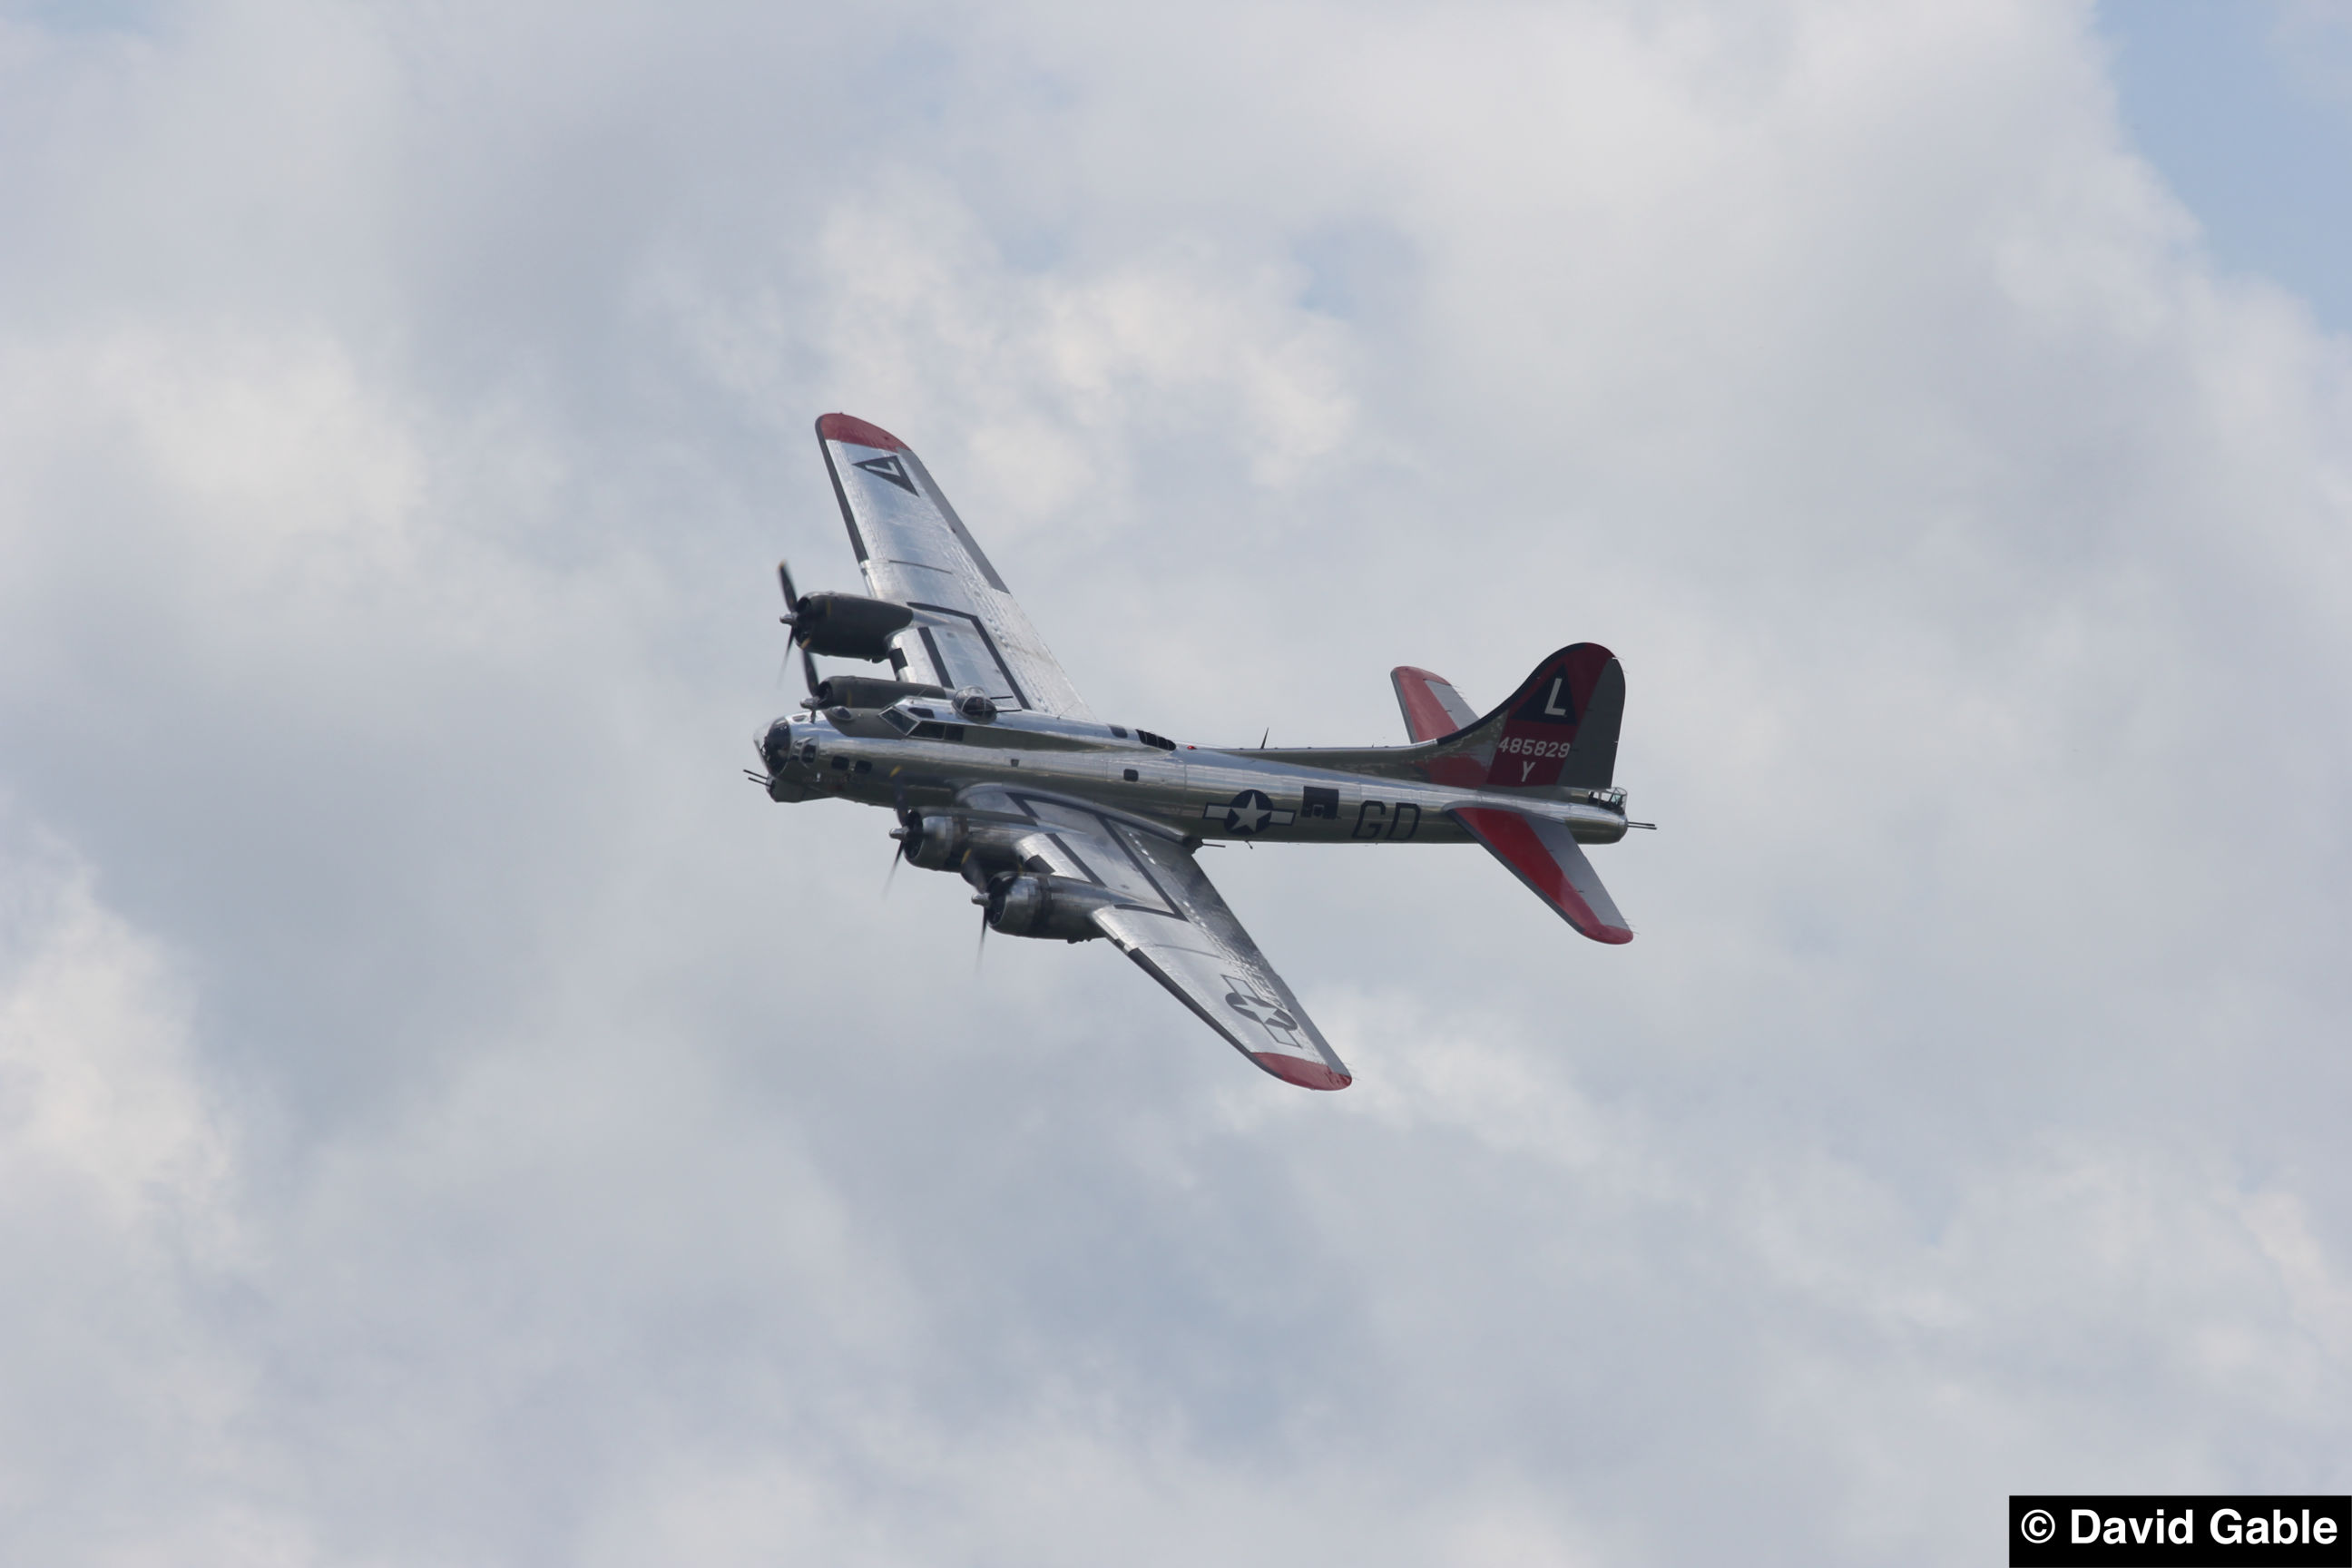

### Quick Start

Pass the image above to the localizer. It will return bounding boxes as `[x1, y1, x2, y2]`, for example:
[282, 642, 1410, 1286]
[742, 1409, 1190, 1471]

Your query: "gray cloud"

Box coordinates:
[3, 0, 2348, 1562]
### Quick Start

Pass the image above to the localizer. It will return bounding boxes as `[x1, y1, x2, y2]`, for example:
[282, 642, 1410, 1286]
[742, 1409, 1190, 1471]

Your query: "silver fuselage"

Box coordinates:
[756, 700, 1630, 847]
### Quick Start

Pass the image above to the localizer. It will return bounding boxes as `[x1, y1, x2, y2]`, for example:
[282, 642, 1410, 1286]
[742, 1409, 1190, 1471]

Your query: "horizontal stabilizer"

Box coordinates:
[1450, 806, 1632, 944]
[1391, 666, 1479, 743]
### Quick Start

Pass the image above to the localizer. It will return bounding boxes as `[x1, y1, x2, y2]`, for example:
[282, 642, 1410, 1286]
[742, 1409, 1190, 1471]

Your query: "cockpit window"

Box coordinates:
[1135, 729, 1177, 751]
[884, 704, 966, 742]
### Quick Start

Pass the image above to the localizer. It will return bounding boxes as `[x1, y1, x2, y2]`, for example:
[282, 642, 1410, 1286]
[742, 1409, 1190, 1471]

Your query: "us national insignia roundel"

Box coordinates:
[1201, 789, 1295, 837]
[1222, 974, 1303, 1048]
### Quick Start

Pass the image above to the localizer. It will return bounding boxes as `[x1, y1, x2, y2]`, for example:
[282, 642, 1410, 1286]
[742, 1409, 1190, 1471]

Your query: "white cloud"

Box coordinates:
[0, 832, 282, 1564]
[0, 835, 225, 1239]
[2, 0, 2349, 1562]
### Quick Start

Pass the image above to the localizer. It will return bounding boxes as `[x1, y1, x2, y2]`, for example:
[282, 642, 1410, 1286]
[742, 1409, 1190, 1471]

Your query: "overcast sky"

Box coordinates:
[3, 1, 2348, 1563]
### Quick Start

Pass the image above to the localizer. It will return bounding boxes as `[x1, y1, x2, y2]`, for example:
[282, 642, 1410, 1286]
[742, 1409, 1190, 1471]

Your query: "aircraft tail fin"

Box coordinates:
[1416, 643, 1623, 791]
[1253, 643, 1625, 789]
[1449, 806, 1633, 943]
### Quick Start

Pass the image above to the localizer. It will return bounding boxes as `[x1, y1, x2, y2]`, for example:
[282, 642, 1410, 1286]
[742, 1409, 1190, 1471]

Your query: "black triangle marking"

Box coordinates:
[853, 454, 916, 495]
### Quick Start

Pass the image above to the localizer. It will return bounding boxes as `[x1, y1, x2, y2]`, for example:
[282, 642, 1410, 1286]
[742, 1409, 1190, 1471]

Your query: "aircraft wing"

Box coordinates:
[816, 413, 1093, 720]
[962, 785, 1353, 1091]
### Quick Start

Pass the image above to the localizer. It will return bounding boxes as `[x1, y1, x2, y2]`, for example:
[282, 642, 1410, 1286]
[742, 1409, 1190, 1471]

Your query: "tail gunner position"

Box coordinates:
[750, 414, 1653, 1091]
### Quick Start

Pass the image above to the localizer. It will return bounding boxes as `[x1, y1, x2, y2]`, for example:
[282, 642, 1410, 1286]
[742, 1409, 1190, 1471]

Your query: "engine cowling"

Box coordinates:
[791, 593, 914, 661]
[981, 874, 1111, 942]
[897, 813, 969, 871]
[811, 674, 947, 710]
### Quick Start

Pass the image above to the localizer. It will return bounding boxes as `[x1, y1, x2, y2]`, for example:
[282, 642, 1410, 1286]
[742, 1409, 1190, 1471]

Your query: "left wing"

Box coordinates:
[816, 414, 1093, 720]
[962, 785, 1352, 1091]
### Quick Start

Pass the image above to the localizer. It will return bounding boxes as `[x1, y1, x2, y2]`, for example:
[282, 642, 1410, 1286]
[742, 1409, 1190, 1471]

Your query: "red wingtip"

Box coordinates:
[816, 413, 907, 452]
[1251, 1053, 1353, 1092]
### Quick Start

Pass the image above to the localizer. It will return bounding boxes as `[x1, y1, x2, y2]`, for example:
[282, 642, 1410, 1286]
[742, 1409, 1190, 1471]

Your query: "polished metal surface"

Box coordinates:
[760, 700, 1633, 848]
[757, 413, 1650, 1091]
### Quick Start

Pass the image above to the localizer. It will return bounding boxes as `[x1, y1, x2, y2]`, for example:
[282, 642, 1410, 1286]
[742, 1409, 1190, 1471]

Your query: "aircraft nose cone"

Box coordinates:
[761, 718, 795, 774]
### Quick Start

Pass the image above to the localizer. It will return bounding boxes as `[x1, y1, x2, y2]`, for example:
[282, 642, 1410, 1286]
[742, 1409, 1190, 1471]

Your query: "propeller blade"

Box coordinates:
[884, 781, 920, 901]
[777, 560, 823, 701]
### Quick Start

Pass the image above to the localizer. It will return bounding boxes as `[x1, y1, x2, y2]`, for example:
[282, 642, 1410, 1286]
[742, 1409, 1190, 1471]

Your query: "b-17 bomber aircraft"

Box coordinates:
[750, 414, 1652, 1091]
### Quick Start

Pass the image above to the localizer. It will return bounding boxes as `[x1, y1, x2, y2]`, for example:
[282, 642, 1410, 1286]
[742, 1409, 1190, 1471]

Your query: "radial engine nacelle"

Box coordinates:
[897, 812, 968, 871]
[895, 813, 1033, 873]
[789, 592, 914, 662]
[979, 874, 1113, 942]
[811, 674, 947, 710]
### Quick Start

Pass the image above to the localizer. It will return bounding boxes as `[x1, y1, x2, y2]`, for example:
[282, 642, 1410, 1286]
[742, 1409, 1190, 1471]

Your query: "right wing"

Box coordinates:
[961, 785, 1353, 1091]
[815, 414, 1093, 720]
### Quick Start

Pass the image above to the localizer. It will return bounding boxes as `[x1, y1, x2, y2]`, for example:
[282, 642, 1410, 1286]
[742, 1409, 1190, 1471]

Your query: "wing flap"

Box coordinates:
[1450, 806, 1633, 944]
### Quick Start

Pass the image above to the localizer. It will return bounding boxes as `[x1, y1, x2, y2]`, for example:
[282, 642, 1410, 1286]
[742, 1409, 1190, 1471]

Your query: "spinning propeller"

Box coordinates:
[973, 877, 997, 970]
[776, 560, 822, 703]
[882, 786, 921, 899]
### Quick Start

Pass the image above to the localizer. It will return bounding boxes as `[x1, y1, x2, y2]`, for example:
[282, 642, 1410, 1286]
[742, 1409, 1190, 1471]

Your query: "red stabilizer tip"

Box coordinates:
[1392, 666, 1462, 745]
[1452, 806, 1634, 944]
[817, 412, 907, 451]
[1252, 1053, 1353, 1091]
